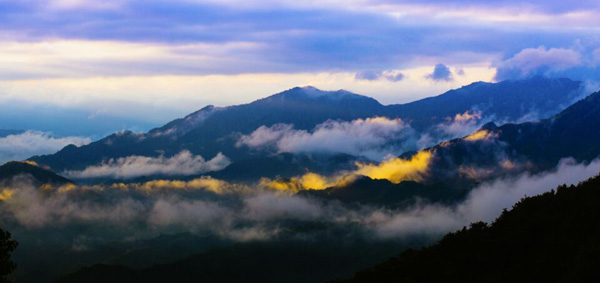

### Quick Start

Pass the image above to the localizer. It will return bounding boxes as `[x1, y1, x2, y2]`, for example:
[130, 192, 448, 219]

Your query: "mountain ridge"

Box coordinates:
[30, 77, 584, 177]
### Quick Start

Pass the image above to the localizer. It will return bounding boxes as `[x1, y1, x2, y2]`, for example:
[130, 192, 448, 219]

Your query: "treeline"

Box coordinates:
[0, 228, 17, 283]
[343, 173, 600, 283]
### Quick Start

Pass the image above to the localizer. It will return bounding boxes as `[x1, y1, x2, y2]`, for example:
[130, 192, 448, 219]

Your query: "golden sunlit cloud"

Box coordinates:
[463, 129, 497, 141]
[260, 177, 304, 193]
[264, 150, 435, 192]
[44, 176, 247, 195]
[453, 110, 482, 122]
[355, 151, 433, 183]
[137, 177, 242, 195]
[21, 160, 39, 166]
[260, 172, 337, 194]
[501, 160, 517, 170]
[0, 189, 14, 200]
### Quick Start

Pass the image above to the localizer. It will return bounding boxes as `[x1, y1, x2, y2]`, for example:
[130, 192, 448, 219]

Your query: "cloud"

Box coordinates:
[494, 46, 583, 80]
[237, 117, 417, 160]
[243, 193, 323, 221]
[367, 157, 600, 238]
[423, 110, 487, 145]
[0, 175, 330, 241]
[65, 150, 231, 179]
[456, 158, 600, 223]
[463, 129, 497, 142]
[1, 156, 599, 246]
[594, 48, 600, 64]
[426, 64, 453, 81]
[148, 198, 232, 229]
[0, 131, 90, 164]
[383, 71, 405, 82]
[355, 151, 433, 183]
[355, 70, 381, 81]
[355, 70, 405, 82]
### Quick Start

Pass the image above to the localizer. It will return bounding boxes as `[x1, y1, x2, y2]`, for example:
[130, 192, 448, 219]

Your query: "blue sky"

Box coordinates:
[1, 0, 600, 137]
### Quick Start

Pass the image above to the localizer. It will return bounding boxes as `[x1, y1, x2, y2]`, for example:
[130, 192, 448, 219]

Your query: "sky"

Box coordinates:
[1, 0, 600, 137]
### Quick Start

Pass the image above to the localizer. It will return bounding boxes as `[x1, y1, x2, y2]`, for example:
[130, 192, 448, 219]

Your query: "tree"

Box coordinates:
[0, 228, 17, 283]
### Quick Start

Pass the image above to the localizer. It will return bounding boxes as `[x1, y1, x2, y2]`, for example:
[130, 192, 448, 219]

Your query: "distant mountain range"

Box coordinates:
[306, 89, 600, 207]
[424, 89, 600, 184]
[6, 77, 600, 283]
[30, 77, 583, 181]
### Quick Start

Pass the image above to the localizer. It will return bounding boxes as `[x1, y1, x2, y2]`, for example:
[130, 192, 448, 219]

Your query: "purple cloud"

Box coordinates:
[355, 70, 381, 81]
[426, 64, 453, 82]
[355, 70, 405, 82]
[494, 46, 583, 80]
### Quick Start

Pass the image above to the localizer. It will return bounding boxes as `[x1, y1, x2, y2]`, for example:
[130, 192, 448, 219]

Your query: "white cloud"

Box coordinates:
[0, 131, 90, 164]
[495, 46, 582, 80]
[371, 157, 600, 238]
[65, 150, 231, 179]
[237, 117, 416, 160]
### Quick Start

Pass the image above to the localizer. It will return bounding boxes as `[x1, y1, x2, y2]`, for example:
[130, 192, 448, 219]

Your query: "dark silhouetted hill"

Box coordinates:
[0, 161, 72, 186]
[342, 173, 600, 283]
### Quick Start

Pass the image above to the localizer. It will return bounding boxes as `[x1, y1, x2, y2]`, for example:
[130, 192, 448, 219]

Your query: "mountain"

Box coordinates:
[10, 232, 229, 283]
[342, 173, 600, 283]
[422, 89, 600, 185]
[300, 89, 600, 208]
[386, 76, 581, 129]
[30, 77, 583, 179]
[0, 161, 72, 186]
[298, 176, 466, 208]
[58, 239, 410, 283]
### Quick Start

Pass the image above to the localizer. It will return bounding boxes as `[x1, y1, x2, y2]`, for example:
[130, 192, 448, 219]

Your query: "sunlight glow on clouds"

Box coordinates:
[0, 65, 496, 124]
[1, 0, 599, 135]
[355, 151, 433, 184]
[0, 40, 267, 79]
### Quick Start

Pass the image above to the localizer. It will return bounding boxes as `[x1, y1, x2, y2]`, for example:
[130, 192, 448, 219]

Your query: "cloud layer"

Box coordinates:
[0, 131, 90, 165]
[237, 117, 416, 160]
[2, 157, 599, 244]
[65, 150, 231, 179]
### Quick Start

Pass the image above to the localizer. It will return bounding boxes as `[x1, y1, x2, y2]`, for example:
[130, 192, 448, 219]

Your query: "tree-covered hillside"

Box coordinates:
[344, 173, 600, 283]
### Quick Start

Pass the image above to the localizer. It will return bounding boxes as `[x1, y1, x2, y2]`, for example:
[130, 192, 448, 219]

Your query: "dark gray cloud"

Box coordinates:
[355, 70, 381, 81]
[385, 72, 405, 82]
[355, 71, 405, 82]
[426, 64, 453, 82]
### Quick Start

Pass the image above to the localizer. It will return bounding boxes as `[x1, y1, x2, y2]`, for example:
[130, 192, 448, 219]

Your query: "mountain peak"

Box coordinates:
[267, 86, 380, 104]
[0, 161, 73, 185]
